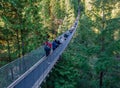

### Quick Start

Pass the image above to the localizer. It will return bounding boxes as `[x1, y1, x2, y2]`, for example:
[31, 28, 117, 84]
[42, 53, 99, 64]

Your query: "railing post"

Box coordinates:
[10, 68, 14, 80]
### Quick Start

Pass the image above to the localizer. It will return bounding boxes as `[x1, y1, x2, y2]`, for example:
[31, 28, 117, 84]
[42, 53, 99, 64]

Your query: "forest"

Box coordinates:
[0, 0, 120, 88]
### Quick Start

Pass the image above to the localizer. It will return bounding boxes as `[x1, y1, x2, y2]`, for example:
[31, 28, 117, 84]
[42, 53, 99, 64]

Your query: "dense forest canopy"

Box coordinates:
[0, 0, 120, 88]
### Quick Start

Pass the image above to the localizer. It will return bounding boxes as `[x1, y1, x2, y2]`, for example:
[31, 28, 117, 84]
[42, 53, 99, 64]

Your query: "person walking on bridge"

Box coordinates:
[44, 35, 52, 56]
[52, 39, 59, 51]
[44, 41, 52, 56]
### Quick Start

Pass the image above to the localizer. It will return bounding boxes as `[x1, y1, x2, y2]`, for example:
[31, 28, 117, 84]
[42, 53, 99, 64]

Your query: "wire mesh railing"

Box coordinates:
[0, 46, 45, 88]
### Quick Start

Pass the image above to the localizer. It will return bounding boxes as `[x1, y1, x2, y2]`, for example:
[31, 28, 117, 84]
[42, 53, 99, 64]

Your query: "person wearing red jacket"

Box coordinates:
[44, 41, 52, 56]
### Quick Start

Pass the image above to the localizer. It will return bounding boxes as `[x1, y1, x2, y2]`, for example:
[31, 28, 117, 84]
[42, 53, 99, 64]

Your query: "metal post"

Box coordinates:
[10, 68, 14, 80]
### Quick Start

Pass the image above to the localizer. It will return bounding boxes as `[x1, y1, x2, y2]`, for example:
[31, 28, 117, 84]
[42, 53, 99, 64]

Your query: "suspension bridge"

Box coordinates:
[0, 12, 80, 88]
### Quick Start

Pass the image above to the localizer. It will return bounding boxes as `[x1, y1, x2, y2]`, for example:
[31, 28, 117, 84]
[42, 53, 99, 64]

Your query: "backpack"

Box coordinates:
[44, 41, 52, 49]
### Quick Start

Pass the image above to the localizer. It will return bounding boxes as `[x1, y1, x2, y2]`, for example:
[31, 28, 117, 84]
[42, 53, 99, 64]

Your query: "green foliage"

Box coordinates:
[0, 61, 7, 67]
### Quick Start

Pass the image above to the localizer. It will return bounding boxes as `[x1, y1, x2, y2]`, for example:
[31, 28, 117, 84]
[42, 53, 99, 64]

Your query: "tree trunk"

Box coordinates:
[101, 5, 105, 52]
[21, 29, 25, 56]
[16, 30, 21, 57]
[99, 5, 106, 88]
[100, 71, 103, 88]
[6, 35, 11, 62]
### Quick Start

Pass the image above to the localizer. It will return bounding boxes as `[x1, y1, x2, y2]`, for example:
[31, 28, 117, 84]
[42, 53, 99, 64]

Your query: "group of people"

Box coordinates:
[44, 26, 75, 57]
